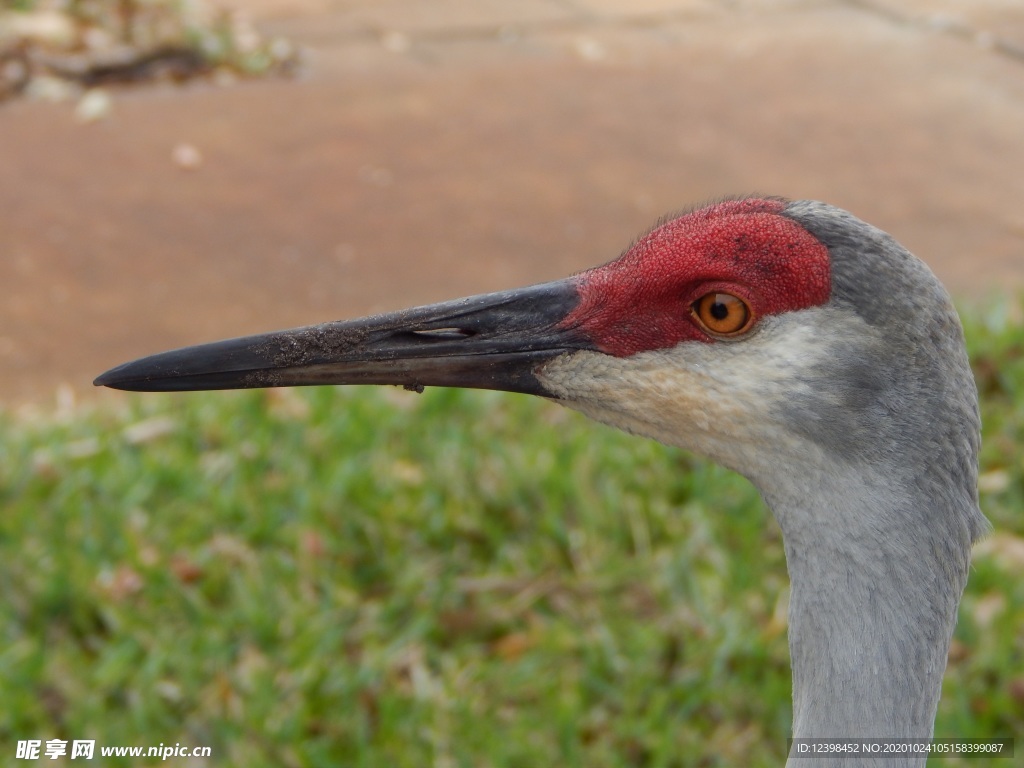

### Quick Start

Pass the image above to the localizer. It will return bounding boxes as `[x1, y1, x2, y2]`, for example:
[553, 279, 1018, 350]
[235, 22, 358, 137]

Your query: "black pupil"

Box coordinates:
[710, 299, 730, 320]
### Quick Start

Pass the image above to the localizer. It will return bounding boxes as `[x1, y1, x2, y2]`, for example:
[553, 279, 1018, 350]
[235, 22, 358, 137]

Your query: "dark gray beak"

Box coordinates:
[94, 279, 593, 398]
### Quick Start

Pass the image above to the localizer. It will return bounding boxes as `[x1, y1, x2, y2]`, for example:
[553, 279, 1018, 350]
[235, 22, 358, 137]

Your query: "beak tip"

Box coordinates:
[93, 362, 174, 391]
[93, 369, 118, 389]
[94, 360, 142, 390]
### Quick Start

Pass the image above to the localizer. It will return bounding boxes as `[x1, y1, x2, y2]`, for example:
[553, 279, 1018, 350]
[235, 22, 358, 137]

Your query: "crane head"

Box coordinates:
[94, 196, 989, 745]
[94, 197, 980, 506]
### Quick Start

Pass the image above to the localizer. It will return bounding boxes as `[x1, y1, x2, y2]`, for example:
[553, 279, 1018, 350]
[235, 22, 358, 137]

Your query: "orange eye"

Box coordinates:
[692, 292, 752, 336]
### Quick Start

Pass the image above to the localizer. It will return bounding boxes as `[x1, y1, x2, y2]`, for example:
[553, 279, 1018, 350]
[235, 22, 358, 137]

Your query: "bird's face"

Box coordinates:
[533, 197, 846, 477]
[94, 197, 923, 481]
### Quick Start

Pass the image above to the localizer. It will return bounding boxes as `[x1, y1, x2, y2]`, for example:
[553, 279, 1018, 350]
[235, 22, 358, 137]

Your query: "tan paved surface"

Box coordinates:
[2, 0, 1023, 406]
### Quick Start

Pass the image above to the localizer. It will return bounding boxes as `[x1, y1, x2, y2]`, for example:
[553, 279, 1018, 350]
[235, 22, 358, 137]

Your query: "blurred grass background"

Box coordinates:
[0, 301, 1021, 767]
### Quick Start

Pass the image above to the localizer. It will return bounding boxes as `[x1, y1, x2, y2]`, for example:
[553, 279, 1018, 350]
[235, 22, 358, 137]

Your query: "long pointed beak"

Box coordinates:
[94, 279, 593, 397]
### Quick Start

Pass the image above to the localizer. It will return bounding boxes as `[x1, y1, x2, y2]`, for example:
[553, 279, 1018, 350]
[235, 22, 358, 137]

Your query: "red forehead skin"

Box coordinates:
[560, 198, 831, 357]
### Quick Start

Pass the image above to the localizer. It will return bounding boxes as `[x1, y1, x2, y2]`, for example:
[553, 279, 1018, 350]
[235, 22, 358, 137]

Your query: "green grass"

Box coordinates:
[1, 303, 1022, 767]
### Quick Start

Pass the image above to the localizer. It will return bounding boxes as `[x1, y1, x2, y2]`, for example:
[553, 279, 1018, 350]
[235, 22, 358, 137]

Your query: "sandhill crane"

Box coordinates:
[95, 197, 986, 767]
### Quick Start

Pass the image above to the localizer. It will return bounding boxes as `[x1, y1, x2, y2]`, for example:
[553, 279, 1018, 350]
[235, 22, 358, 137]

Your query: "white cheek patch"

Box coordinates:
[538, 306, 874, 481]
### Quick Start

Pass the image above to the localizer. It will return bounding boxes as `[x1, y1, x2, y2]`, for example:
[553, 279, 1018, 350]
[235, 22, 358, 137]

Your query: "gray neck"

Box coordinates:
[757, 466, 979, 768]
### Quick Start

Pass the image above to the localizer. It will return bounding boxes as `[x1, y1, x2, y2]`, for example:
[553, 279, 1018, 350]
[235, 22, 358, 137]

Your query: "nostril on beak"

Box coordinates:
[408, 328, 477, 341]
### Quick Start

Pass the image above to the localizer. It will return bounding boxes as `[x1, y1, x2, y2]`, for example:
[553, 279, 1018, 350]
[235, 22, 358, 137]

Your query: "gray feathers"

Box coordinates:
[783, 200, 984, 542]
